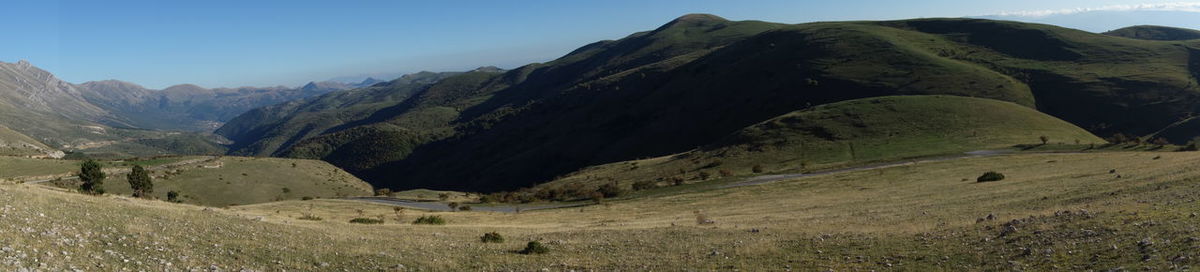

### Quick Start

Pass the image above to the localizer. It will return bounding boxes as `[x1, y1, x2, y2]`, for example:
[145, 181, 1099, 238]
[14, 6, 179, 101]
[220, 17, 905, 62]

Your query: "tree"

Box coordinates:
[127, 165, 153, 198]
[1039, 135, 1049, 145]
[79, 160, 106, 195]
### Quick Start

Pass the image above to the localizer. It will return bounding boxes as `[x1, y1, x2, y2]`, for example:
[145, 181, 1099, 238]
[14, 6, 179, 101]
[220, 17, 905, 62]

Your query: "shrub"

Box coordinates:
[518, 241, 550, 255]
[127, 165, 153, 198]
[702, 161, 723, 169]
[597, 183, 625, 198]
[669, 176, 686, 186]
[166, 191, 181, 203]
[281, 187, 291, 194]
[298, 214, 323, 221]
[751, 164, 764, 173]
[631, 180, 658, 191]
[480, 232, 505, 243]
[301, 196, 314, 200]
[375, 188, 392, 196]
[349, 218, 383, 224]
[448, 202, 460, 210]
[977, 171, 1006, 182]
[718, 169, 733, 177]
[479, 194, 499, 203]
[413, 215, 446, 225]
[698, 171, 712, 180]
[438, 193, 450, 201]
[79, 159, 106, 195]
[1039, 135, 1049, 145]
[458, 205, 472, 211]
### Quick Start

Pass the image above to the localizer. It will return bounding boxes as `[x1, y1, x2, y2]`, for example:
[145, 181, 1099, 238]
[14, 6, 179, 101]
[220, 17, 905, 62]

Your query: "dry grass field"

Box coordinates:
[0, 150, 1197, 270]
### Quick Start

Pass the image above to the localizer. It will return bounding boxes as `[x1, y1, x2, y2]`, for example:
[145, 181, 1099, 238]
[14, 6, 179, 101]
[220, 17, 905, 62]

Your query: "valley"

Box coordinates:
[1, 5, 1200, 270]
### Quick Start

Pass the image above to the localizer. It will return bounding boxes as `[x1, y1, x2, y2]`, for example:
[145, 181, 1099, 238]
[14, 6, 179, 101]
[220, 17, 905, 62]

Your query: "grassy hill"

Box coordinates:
[1, 150, 1199, 270]
[1104, 25, 1200, 41]
[0, 125, 58, 157]
[3, 156, 371, 206]
[216, 15, 1200, 192]
[88, 157, 371, 207]
[547, 95, 1102, 188]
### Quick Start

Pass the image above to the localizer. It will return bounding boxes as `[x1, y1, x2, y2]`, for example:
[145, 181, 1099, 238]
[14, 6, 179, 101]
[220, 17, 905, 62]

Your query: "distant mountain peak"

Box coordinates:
[655, 13, 730, 32]
[471, 66, 504, 73]
[673, 13, 727, 23]
[358, 77, 384, 86]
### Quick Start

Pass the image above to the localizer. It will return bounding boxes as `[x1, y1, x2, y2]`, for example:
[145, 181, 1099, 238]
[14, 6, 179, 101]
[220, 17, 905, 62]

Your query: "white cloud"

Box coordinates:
[993, 2, 1200, 17]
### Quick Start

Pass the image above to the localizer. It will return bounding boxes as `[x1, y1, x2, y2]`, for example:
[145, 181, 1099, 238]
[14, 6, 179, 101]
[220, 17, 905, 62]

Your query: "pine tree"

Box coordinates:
[127, 165, 153, 198]
[79, 160, 106, 195]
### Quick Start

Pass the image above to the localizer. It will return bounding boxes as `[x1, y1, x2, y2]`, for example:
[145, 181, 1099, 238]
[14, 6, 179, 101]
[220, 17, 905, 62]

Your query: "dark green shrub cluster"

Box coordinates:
[977, 171, 1006, 182]
[79, 159, 106, 195]
[631, 180, 658, 191]
[166, 191, 182, 203]
[480, 232, 504, 243]
[127, 165, 153, 198]
[413, 215, 446, 225]
[597, 183, 625, 198]
[519, 241, 550, 255]
[349, 218, 383, 224]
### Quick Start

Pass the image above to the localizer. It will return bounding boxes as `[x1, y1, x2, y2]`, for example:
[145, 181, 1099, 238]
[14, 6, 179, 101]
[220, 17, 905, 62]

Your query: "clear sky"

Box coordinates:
[2, 0, 1197, 89]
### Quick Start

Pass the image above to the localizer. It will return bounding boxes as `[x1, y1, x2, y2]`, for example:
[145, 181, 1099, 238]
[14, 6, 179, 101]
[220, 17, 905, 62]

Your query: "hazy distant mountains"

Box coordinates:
[77, 78, 379, 131]
[0, 60, 391, 157]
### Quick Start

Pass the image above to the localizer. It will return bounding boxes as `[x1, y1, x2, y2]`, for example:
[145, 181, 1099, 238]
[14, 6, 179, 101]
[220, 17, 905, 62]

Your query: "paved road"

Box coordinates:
[721, 150, 1015, 188]
[348, 197, 587, 213]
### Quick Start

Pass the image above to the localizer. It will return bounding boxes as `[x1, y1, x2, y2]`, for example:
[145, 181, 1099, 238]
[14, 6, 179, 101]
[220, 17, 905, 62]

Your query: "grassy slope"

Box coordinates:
[0, 157, 78, 180]
[93, 157, 373, 207]
[547, 95, 1102, 189]
[0, 125, 54, 156]
[3, 151, 1199, 270]
[217, 16, 1200, 192]
[3, 156, 371, 206]
[217, 71, 459, 157]
[1104, 25, 1200, 41]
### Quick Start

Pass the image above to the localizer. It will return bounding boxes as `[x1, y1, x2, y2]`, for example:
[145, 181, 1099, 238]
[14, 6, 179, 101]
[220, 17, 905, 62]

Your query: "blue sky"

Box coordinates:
[2, 0, 1197, 89]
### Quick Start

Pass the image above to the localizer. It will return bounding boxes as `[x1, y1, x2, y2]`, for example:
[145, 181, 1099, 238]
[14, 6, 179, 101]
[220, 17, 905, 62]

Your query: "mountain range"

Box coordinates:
[0, 60, 385, 157]
[4, 14, 1200, 192]
[215, 14, 1200, 192]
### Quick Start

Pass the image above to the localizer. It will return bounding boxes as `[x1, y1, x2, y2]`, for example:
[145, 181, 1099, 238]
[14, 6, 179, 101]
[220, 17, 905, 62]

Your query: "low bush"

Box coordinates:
[751, 164, 764, 173]
[518, 241, 550, 255]
[977, 171, 1006, 182]
[458, 205, 472, 211]
[480, 232, 505, 243]
[298, 214, 323, 221]
[631, 180, 658, 191]
[349, 218, 383, 224]
[598, 183, 625, 198]
[413, 215, 446, 225]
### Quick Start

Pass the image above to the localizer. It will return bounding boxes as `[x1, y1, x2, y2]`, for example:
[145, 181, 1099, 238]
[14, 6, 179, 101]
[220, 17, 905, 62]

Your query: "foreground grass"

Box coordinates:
[2, 151, 1200, 270]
